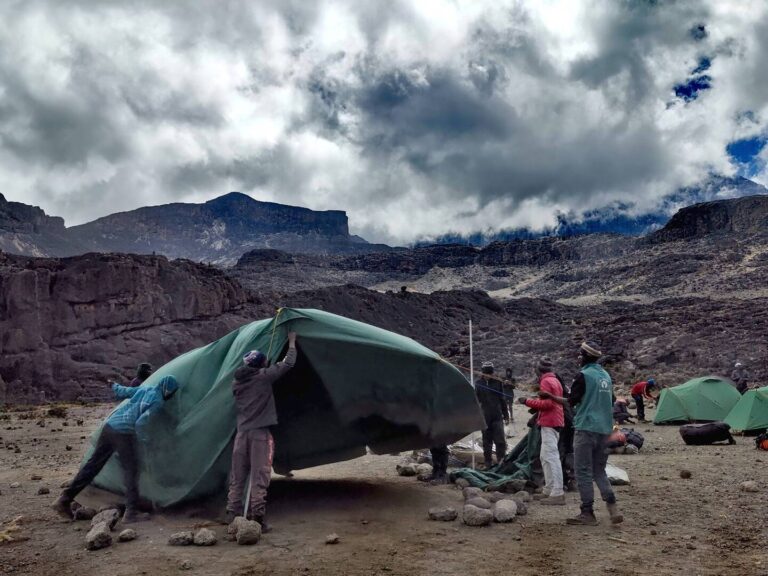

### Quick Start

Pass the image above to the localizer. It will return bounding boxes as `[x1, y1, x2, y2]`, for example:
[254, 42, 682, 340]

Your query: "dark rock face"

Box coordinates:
[649, 195, 768, 243]
[0, 252, 253, 403]
[0, 192, 390, 264]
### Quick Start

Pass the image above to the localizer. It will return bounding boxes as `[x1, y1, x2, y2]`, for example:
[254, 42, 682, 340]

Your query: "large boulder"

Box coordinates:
[493, 500, 518, 523]
[85, 522, 113, 551]
[462, 505, 493, 527]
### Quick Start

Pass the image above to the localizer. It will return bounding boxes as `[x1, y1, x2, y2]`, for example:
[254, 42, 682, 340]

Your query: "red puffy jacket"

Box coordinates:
[525, 373, 565, 428]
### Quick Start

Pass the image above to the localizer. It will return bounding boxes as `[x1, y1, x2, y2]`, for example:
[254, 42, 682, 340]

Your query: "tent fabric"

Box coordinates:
[654, 376, 742, 424]
[90, 308, 484, 507]
[725, 387, 768, 432]
[449, 426, 543, 491]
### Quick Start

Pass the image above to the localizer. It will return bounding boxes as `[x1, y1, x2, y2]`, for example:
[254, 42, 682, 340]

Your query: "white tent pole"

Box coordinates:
[469, 319, 476, 469]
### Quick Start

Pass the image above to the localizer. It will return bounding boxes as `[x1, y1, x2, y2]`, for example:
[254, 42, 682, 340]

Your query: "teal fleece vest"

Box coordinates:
[574, 363, 614, 435]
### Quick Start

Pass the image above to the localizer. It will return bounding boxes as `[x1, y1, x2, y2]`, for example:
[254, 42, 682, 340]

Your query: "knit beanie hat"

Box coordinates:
[481, 361, 494, 374]
[243, 350, 267, 368]
[537, 357, 554, 373]
[580, 341, 602, 359]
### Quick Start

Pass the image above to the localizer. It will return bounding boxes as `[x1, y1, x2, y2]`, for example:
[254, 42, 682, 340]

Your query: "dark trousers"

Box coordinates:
[430, 446, 449, 475]
[559, 423, 575, 488]
[574, 430, 616, 513]
[632, 395, 646, 420]
[62, 424, 139, 509]
[482, 418, 507, 466]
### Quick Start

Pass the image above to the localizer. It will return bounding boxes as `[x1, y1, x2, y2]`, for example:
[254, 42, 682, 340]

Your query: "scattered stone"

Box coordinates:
[493, 500, 517, 523]
[488, 492, 509, 503]
[624, 445, 640, 455]
[740, 481, 759, 493]
[65, 445, 73, 451]
[428, 507, 458, 521]
[235, 521, 262, 545]
[680, 470, 692, 479]
[686, 543, 697, 550]
[462, 504, 493, 527]
[118, 529, 137, 542]
[14, 447, 21, 454]
[465, 497, 492, 510]
[416, 463, 433, 481]
[462, 487, 484, 501]
[85, 522, 113, 551]
[30, 474, 42, 481]
[513, 500, 528, 516]
[168, 531, 194, 546]
[193, 528, 217, 546]
[650, 530, 658, 535]
[325, 533, 340, 545]
[513, 491, 532, 503]
[178, 560, 193, 571]
[91, 509, 120, 531]
[76, 419, 84, 426]
[396, 463, 417, 477]
[37, 487, 50, 495]
[455, 478, 470, 489]
[74, 507, 97, 521]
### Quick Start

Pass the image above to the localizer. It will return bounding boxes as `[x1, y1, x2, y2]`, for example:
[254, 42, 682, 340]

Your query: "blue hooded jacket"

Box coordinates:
[106, 375, 179, 439]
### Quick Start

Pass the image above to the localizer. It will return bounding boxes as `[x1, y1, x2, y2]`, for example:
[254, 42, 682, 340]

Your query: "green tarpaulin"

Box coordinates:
[91, 308, 484, 507]
[654, 376, 741, 424]
[450, 427, 543, 491]
[724, 387, 768, 432]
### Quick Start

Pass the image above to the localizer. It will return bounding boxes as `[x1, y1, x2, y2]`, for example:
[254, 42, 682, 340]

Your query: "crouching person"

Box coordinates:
[53, 376, 181, 523]
[225, 332, 297, 531]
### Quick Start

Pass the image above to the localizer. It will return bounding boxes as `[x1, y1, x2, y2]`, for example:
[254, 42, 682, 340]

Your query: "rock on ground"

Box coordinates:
[416, 463, 433, 481]
[740, 481, 759, 493]
[493, 500, 517, 523]
[85, 521, 113, 551]
[624, 444, 640, 455]
[513, 491, 532, 502]
[488, 492, 510, 503]
[193, 528, 217, 546]
[396, 463, 417, 477]
[462, 505, 493, 527]
[118, 529, 137, 542]
[428, 507, 458, 521]
[462, 487, 485, 501]
[74, 507, 97, 521]
[37, 487, 50, 495]
[512, 500, 528, 516]
[228, 517, 261, 545]
[168, 531, 194, 546]
[90, 509, 120, 531]
[465, 497, 492, 510]
[325, 533, 340, 545]
[455, 478, 471, 489]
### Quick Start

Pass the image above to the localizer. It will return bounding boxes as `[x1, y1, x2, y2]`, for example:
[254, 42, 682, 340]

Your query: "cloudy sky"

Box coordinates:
[1, 0, 767, 244]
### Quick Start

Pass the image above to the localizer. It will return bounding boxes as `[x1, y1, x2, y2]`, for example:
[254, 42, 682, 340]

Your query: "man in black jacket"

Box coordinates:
[476, 361, 508, 469]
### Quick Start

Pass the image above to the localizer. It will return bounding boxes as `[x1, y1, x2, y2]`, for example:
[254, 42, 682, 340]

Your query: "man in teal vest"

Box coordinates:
[542, 341, 623, 525]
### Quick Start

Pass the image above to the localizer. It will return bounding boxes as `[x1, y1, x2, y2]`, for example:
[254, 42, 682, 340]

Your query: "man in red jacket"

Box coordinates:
[630, 378, 657, 422]
[519, 357, 565, 505]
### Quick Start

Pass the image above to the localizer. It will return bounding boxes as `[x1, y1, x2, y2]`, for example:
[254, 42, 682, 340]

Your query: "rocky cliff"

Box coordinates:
[0, 252, 254, 403]
[649, 194, 768, 243]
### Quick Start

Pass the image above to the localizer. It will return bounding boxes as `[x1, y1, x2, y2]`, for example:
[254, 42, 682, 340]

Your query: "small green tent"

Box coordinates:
[654, 376, 741, 424]
[724, 387, 768, 432]
[91, 308, 484, 507]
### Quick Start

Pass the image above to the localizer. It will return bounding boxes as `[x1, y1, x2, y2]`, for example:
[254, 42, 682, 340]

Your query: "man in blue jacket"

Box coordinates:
[53, 375, 180, 523]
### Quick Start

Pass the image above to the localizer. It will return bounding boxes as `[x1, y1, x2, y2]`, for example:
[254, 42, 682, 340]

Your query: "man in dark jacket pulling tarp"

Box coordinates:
[225, 332, 297, 530]
[476, 361, 508, 469]
[53, 375, 180, 523]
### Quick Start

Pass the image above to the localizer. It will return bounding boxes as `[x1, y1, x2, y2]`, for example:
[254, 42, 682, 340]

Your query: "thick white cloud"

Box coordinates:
[0, 0, 767, 244]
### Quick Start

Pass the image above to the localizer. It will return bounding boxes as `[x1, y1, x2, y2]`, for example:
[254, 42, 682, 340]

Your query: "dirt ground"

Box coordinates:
[1, 404, 766, 576]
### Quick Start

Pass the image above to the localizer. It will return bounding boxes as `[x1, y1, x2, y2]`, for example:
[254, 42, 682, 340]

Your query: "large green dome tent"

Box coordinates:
[653, 376, 742, 424]
[89, 308, 484, 507]
[724, 387, 768, 432]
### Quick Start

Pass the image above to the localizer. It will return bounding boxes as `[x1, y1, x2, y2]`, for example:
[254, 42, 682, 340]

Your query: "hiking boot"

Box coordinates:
[429, 472, 448, 486]
[52, 495, 74, 520]
[223, 510, 238, 525]
[540, 494, 566, 506]
[122, 509, 151, 524]
[566, 511, 599, 526]
[533, 491, 551, 501]
[606, 502, 624, 524]
[253, 515, 272, 534]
